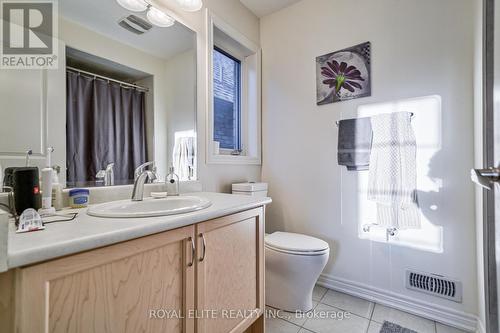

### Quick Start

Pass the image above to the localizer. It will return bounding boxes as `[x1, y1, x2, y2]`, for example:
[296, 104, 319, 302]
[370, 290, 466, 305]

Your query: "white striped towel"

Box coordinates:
[367, 112, 421, 229]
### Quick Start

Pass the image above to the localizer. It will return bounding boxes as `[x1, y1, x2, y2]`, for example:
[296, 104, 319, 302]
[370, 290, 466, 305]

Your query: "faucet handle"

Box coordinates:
[135, 161, 155, 180]
[144, 170, 158, 184]
[134, 161, 156, 182]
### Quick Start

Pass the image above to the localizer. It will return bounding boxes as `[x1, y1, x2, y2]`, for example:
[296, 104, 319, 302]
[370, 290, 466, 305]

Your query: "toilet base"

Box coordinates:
[265, 246, 329, 312]
[266, 285, 314, 312]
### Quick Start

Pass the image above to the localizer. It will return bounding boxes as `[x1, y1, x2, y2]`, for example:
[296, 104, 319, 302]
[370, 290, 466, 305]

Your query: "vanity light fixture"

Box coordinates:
[174, 0, 203, 12]
[117, 0, 203, 28]
[116, 0, 178, 28]
[116, 0, 149, 12]
[146, 6, 175, 27]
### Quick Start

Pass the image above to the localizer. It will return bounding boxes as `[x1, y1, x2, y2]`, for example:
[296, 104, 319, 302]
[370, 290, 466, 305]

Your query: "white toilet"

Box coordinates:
[265, 232, 329, 312]
[232, 182, 330, 312]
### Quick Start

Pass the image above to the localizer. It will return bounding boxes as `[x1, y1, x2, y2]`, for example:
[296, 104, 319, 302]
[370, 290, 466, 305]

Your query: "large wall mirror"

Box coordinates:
[0, 0, 197, 188]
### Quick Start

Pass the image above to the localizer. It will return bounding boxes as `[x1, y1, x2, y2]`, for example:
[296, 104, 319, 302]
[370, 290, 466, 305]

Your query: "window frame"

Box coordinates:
[206, 11, 262, 165]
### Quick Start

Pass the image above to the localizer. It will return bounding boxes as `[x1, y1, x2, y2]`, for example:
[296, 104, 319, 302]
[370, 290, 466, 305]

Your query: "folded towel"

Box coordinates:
[367, 112, 420, 229]
[337, 117, 373, 171]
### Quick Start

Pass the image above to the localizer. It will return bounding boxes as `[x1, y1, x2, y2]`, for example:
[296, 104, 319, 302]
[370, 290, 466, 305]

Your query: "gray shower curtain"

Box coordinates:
[66, 71, 147, 187]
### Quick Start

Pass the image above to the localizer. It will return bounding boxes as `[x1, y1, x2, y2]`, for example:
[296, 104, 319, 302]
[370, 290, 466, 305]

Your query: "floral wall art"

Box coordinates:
[316, 42, 371, 105]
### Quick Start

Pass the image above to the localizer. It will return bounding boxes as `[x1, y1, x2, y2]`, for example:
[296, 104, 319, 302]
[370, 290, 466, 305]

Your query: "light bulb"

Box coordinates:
[116, 0, 148, 12]
[175, 0, 203, 12]
[146, 7, 175, 27]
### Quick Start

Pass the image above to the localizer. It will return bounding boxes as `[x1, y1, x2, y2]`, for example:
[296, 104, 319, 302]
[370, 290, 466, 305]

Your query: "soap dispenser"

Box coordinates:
[166, 166, 179, 196]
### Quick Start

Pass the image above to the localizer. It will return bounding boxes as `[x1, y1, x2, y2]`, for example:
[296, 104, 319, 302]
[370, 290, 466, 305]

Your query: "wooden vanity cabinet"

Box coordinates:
[15, 224, 196, 333]
[0, 207, 265, 333]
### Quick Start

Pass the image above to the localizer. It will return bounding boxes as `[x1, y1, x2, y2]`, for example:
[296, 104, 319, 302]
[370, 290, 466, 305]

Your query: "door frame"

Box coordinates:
[483, 0, 498, 332]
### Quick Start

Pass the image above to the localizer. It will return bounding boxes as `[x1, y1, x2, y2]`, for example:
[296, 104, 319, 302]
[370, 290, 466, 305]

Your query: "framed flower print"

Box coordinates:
[316, 42, 371, 105]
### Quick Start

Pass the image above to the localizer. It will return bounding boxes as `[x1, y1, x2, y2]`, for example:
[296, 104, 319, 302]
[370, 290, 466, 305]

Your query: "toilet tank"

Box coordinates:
[232, 182, 268, 197]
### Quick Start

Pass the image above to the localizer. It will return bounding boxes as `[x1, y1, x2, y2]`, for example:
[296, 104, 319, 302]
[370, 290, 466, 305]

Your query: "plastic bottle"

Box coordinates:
[51, 166, 63, 210]
[166, 166, 179, 196]
[39, 147, 55, 214]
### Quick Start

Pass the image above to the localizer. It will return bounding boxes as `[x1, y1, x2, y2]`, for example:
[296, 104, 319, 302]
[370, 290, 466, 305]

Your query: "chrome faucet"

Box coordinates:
[134, 161, 157, 183]
[104, 163, 114, 186]
[131, 170, 157, 201]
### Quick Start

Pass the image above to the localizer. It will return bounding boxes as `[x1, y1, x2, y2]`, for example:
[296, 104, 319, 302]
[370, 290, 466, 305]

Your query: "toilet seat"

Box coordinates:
[265, 232, 329, 256]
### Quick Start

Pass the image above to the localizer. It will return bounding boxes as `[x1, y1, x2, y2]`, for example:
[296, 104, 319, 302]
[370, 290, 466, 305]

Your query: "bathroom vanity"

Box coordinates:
[0, 192, 270, 333]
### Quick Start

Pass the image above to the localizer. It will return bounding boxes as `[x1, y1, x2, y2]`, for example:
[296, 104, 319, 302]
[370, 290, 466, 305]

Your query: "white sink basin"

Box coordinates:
[87, 196, 212, 218]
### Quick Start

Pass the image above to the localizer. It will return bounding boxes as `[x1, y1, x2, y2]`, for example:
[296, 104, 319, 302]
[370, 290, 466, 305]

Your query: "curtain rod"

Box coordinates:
[66, 66, 150, 92]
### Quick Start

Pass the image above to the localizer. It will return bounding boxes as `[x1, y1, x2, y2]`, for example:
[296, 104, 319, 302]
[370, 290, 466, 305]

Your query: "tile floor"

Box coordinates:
[265, 285, 469, 333]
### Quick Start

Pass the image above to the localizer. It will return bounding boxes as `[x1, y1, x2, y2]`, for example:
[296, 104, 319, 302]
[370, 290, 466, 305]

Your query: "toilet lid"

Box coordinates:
[265, 232, 329, 254]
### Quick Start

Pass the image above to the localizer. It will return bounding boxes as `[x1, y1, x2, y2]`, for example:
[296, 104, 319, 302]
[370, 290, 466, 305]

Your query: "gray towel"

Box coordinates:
[337, 117, 373, 171]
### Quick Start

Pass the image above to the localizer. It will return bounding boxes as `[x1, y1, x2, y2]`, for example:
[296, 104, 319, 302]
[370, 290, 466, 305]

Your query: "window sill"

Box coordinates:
[206, 153, 261, 165]
[217, 148, 242, 156]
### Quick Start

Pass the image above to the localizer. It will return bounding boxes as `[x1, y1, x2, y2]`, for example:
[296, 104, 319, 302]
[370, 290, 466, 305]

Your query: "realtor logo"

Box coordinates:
[1, 0, 58, 69]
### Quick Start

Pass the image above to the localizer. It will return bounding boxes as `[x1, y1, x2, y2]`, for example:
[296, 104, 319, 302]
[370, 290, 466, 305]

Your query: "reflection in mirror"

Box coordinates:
[65, 48, 152, 187]
[0, 0, 197, 189]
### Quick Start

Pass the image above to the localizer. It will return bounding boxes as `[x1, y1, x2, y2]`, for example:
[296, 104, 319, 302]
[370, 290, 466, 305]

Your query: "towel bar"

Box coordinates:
[335, 112, 415, 126]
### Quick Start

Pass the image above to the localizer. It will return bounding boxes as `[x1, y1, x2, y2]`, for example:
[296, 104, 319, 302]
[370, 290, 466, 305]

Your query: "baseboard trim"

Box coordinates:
[317, 274, 478, 332]
[476, 318, 486, 333]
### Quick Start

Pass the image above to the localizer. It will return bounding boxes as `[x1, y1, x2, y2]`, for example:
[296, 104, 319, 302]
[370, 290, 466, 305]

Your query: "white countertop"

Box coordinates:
[6, 192, 271, 270]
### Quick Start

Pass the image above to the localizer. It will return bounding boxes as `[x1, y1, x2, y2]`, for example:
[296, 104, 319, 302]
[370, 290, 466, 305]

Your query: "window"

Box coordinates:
[213, 47, 241, 152]
[207, 13, 261, 165]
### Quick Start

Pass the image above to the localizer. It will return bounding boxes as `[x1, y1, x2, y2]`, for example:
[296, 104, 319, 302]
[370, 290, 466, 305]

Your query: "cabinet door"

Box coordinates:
[15, 225, 196, 333]
[196, 208, 265, 333]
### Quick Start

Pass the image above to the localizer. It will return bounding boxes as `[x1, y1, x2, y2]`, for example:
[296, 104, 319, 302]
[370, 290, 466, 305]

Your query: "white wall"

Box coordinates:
[153, 0, 262, 192]
[261, 0, 478, 325]
[165, 48, 197, 172]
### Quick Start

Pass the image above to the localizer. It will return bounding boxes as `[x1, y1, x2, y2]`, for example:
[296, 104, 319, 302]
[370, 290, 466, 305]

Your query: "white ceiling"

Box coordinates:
[60, 0, 195, 60]
[239, 0, 302, 17]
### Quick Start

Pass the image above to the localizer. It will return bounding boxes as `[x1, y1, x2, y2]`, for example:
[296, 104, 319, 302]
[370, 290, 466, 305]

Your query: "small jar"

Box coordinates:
[69, 189, 90, 208]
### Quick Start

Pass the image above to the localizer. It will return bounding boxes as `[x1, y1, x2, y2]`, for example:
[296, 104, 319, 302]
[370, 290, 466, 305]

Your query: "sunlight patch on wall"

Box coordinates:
[344, 95, 444, 253]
